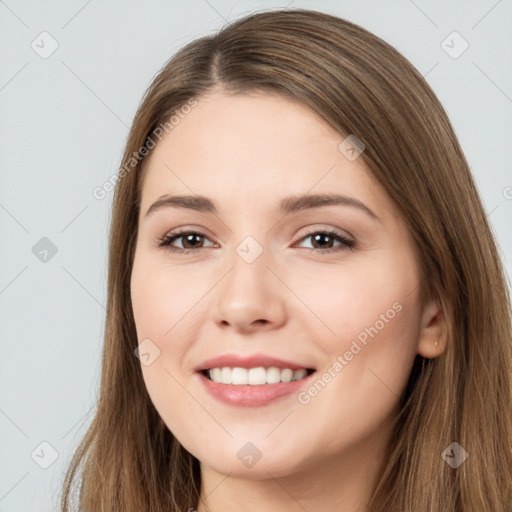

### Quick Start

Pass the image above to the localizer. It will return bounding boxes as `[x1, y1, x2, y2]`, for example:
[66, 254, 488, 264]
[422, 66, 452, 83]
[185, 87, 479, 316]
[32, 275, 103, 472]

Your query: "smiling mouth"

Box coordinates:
[201, 367, 316, 385]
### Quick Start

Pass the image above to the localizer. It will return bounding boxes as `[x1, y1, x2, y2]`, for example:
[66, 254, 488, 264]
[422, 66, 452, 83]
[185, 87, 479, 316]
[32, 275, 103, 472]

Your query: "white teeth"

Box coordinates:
[266, 367, 281, 384]
[248, 367, 267, 385]
[291, 369, 307, 381]
[281, 368, 293, 383]
[206, 366, 311, 385]
[221, 367, 231, 384]
[212, 368, 221, 382]
[231, 367, 248, 385]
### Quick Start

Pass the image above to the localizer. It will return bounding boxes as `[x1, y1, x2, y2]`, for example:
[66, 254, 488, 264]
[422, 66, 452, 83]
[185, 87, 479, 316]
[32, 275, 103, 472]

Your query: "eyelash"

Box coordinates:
[157, 228, 356, 255]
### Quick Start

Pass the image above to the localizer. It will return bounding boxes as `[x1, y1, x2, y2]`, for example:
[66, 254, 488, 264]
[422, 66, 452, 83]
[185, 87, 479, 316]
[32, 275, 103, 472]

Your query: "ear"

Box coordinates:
[417, 297, 448, 358]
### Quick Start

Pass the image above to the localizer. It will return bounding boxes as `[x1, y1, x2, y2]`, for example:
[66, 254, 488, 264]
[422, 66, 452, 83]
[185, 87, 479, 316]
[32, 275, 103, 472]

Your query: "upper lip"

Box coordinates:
[195, 353, 315, 372]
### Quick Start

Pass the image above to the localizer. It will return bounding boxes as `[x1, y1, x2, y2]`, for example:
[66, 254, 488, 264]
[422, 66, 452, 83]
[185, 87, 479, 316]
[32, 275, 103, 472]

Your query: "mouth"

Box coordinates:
[197, 365, 317, 407]
[201, 366, 316, 385]
[195, 353, 317, 406]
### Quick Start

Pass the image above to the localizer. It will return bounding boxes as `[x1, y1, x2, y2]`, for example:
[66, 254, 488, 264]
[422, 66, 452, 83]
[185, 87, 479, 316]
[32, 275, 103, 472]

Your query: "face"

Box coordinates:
[130, 90, 441, 481]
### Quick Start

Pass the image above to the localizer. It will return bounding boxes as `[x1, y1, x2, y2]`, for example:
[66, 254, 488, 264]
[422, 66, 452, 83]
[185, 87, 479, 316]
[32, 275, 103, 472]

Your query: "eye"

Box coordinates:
[294, 228, 356, 254]
[157, 228, 356, 255]
[157, 230, 216, 254]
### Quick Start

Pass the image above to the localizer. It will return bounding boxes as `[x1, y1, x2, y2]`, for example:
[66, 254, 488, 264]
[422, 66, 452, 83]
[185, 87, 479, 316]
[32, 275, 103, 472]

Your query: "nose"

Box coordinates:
[213, 245, 287, 334]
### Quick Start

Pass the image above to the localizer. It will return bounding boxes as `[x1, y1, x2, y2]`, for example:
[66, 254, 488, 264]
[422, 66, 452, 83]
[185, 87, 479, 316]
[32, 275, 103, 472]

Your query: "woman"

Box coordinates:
[60, 8, 512, 511]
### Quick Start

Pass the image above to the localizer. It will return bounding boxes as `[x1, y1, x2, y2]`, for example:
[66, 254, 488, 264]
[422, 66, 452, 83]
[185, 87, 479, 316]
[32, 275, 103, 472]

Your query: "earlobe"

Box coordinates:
[417, 298, 448, 358]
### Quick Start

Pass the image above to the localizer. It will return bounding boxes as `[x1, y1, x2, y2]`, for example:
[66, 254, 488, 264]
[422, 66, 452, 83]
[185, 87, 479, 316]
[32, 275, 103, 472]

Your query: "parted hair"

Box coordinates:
[60, 8, 512, 511]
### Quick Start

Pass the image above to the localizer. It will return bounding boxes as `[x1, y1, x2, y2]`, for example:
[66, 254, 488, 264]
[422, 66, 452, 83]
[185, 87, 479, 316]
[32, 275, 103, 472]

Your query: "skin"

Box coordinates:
[130, 89, 447, 512]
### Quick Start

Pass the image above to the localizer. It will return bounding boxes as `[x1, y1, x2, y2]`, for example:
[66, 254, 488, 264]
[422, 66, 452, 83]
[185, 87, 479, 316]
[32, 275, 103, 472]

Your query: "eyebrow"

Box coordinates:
[145, 193, 380, 221]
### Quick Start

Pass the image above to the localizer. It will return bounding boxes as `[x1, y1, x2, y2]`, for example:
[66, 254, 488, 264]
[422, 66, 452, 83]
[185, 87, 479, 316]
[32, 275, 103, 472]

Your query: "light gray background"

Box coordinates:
[1, 1, 511, 510]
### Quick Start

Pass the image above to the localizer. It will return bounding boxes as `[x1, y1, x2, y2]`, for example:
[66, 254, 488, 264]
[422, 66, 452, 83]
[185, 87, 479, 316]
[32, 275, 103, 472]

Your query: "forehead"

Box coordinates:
[139, 92, 395, 220]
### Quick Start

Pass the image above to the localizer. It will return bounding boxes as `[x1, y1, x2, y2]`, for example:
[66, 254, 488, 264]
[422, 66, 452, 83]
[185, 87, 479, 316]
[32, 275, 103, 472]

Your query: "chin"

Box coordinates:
[199, 455, 302, 480]
[178, 434, 300, 477]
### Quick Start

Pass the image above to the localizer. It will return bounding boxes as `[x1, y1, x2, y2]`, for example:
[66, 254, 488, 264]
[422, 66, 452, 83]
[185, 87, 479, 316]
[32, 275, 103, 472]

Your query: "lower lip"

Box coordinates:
[198, 371, 315, 407]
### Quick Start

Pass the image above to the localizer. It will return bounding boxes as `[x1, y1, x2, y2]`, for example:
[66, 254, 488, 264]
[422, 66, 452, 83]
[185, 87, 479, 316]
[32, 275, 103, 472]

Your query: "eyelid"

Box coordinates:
[156, 227, 217, 250]
[292, 226, 356, 252]
[295, 225, 354, 242]
[157, 225, 356, 254]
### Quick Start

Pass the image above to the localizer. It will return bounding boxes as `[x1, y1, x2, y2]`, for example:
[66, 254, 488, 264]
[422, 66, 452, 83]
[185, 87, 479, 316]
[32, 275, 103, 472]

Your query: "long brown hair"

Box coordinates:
[60, 8, 512, 511]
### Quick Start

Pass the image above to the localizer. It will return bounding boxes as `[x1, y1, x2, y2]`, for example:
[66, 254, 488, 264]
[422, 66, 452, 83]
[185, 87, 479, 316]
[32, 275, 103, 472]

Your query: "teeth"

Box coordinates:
[281, 368, 293, 383]
[207, 366, 311, 385]
[291, 369, 307, 381]
[221, 367, 231, 384]
[248, 367, 267, 385]
[211, 368, 222, 383]
[231, 367, 248, 385]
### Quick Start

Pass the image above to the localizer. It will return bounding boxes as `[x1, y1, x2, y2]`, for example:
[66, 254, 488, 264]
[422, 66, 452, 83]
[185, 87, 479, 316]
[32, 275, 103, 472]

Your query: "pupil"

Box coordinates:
[184, 234, 201, 248]
[313, 234, 332, 248]
[180, 233, 335, 250]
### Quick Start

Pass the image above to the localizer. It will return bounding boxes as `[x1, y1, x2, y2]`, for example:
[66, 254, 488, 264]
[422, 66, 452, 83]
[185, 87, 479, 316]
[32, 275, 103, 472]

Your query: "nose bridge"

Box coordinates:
[235, 234, 267, 267]
[225, 232, 272, 296]
[213, 231, 286, 330]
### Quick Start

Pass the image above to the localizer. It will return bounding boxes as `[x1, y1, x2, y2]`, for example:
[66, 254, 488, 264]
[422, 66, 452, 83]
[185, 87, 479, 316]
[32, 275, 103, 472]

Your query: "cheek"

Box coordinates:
[295, 254, 422, 425]
[130, 255, 205, 440]
[130, 250, 202, 348]
[290, 254, 423, 431]
[291, 253, 421, 356]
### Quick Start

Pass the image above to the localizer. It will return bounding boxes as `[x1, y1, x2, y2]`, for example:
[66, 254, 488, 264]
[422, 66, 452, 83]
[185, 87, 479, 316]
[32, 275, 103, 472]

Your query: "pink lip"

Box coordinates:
[197, 371, 316, 407]
[195, 353, 314, 372]
[194, 353, 316, 407]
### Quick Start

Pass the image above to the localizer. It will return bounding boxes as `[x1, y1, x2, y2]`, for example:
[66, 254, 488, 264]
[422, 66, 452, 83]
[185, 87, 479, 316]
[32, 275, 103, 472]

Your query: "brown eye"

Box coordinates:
[295, 229, 356, 253]
[158, 231, 215, 253]
[157, 228, 356, 255]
